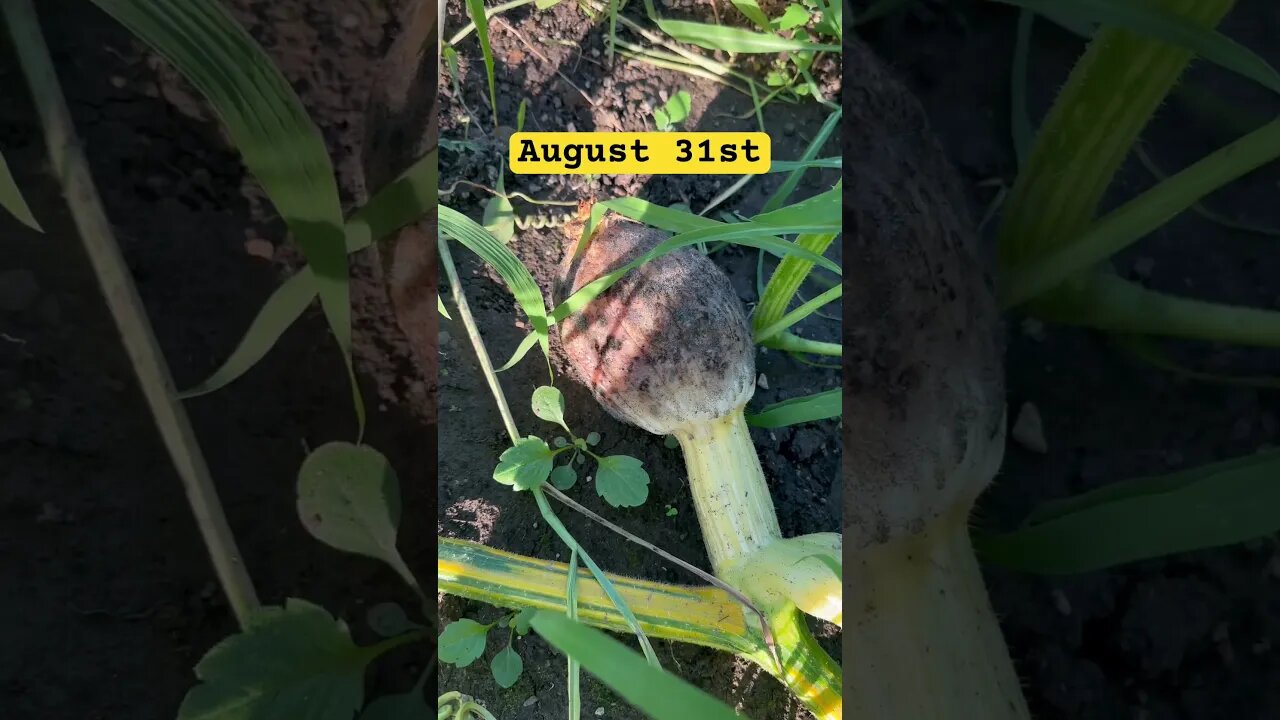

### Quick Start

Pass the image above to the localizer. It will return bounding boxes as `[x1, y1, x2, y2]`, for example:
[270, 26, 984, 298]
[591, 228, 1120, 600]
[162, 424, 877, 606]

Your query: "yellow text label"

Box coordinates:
[509, 132, 771, 175]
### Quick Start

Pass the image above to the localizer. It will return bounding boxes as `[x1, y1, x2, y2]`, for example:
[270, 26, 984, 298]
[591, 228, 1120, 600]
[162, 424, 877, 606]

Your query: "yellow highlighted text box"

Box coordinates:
[509, 132, 771, 175]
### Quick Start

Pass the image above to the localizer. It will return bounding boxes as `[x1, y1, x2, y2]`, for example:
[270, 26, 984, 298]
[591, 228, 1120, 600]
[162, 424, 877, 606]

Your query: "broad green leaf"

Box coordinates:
[975, 451, 1280, 574]
[531, 385, 568, 430]
[550, 464, 577, 490]
[296, 443, 414, 588]
[529, 612, 743, 720]
[595, 455, 649, 508]
[746, 388, 840, 428]
[465, 0, 499, 124]
[653, 90, 692, 131]
[773, 4, 811, 31]
[359, 690, 428, 720]
[493, 436, 554, 491]
[438, 619, 489, 668]
[91, 0, 359, 427]
[0, 148, 40, 231]
[991, 0, 1280, 95]
[491, 645, 523, 688]
[366, 602, 421, 639]
[177, 599, 366, 720]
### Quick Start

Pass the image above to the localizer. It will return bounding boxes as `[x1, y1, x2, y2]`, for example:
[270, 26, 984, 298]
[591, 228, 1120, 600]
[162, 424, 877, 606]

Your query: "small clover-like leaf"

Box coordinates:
[297, 443, 415, 588]
[553, 436, 568, 448]
[359, 689, 429, 720]
[550, 465, 577, 490]
[595, 455, 650, 508]
[491, 645, 524, 688]
[366, 602, 421, 638]
[532, 386, 568, 430]
[586, 431, 601, 446]
[513, 608, 536, 635]
[439, 619, 490, 668]
[176, 599, 366, 720]
[493, 437, 554, 491]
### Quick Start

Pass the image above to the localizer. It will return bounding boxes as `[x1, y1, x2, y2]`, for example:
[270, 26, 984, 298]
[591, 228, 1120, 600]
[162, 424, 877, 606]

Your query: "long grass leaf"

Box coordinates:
[91, 0, 360, 426]
[761, 109, 841, 213]
[746, 389, 840, 428]
[976, 452, 1280, 573]
[754, 233, 837, 335]
[530, 613, 744, 720]
[464, 0, 499, 125]
[991, 0, 1280, 95]
[1005, 118, 1280, 306]
[655, 18, 839, 53]
[440, 205, 550, 354]
[0, 148, 40, 231]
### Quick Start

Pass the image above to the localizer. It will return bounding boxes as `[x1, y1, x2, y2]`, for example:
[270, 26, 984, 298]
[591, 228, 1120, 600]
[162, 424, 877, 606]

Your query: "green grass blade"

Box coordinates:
[991, 0, 1280, 95]
[0, 148, 40, 231]
[1011, 9, 1034, 166]
[746, 389, 840, 428]
[1004, 118, 1280, 306]
[529, 612, 744, 720]
[179, 269, 318, 398]
[552, 221, 840, 322]
[751, 182, 840, 228]
[91, 0, 360, 427]
[440, 205, 550, 355]
[566, 549, 581, 720]
[494, 330, 540, 373]
[1133, 144, 1280, 237]
[1114, 334, 1280, 390]
[997, 0, 1234, 267]
[976, 451, 1280, 574]
[465, 0, 499, 126]
[761, 109, 841, 213]
[768, 157, 842, 172]
[1032, 271, 1280, 348]
[181, 150, 437, 397]
[753, 284, 841, 343]
[596, 197, 721, 234]
[653, 18, 840, 53]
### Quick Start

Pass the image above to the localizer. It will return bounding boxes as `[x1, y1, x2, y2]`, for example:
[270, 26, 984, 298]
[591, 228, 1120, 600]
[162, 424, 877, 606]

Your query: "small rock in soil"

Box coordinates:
[244, 237, 275, 260]
[756, 373, 768, 389]
[1012, 401, 1048, 453]
[0, 269, 40, 313]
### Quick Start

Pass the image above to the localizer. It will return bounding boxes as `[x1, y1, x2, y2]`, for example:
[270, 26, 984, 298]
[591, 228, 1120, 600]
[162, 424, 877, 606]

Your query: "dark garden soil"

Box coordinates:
[436, 2, 841, 719]
[2, 0, 1278, 719]
[860, 2, 1280, 719]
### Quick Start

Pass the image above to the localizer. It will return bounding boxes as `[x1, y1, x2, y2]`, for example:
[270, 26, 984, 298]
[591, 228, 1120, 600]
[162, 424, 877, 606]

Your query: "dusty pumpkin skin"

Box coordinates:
[557, 215, 756, 436]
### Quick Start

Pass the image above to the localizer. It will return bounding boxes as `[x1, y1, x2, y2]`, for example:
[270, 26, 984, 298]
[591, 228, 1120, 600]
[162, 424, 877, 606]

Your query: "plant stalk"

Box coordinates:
[847, 508, 1028, 719]
[672, 409, 782, 576]
[2, 0, 259, 626]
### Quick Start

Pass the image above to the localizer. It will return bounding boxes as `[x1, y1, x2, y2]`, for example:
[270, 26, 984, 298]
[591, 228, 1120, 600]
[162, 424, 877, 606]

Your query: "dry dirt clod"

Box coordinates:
[1013, 401, 1049, 454]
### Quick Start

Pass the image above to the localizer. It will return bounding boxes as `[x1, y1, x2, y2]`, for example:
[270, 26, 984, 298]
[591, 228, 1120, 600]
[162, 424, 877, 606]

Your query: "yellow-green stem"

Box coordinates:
[672, 408, 782, 576]
[847, 508, 1028, 719]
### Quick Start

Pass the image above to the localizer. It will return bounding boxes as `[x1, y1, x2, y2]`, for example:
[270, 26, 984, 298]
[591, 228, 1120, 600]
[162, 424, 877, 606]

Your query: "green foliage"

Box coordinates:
[440, 619, 491, 668]
[531, 385, 569, 431]
[653, 90, 692, 130]
[490, 645, 524, 688]
[90, 0, 364, 430]
[177, 600, 369, 720]
[464, 0, 499, 125]
[493, 437, 555, 491]
[296, 442, 417, 591]
[550, 464, 578, 490]
[594, 455, 650, 508]
[530, 612, 744, 720]
[746, 389, 840, 428]
[977, 450, 1280, 573]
